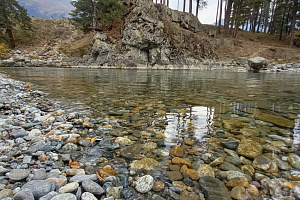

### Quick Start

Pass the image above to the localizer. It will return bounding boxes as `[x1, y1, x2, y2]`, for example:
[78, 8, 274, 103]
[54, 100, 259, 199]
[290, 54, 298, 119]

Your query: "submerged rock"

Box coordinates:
[130, 158, 161, 171]
[236, 139, 263, 159]
[199, 176, 231, 200]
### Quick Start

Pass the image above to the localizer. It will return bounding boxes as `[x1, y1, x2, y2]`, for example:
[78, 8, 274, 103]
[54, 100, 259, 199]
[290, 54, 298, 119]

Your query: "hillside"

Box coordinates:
[17, 0, 74, 19]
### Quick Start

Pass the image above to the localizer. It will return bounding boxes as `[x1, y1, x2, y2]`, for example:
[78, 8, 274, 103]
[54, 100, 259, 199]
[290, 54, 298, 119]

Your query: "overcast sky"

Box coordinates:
[156, 0, 219, 25]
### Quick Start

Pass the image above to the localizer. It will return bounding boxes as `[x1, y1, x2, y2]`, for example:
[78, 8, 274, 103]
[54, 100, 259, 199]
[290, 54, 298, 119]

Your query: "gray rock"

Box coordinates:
[39, 191, 58, 200]
[8, 169, 30, 181]
[199, 176, 231, 200]
[21, 180, 55, 199]
[82, 179, 104, 196]
[69, 174, 97, 183]
[10, 129, 27, 138]
[50, 193, 77, 200]
[13, 189, 34, 200]
[23, 156, 32, 164]
[248, 57, 268, 72]
[0, 189, 13, 199]
[33, 168, 47, 180]
[81, 192, 97, 200]
[135, 175, 154, 193]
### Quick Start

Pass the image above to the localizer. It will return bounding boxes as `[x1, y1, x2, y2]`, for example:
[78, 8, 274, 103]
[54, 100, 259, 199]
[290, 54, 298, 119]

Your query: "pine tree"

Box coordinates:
[0, 0, 31, 49]
[70, 0, 125, 33]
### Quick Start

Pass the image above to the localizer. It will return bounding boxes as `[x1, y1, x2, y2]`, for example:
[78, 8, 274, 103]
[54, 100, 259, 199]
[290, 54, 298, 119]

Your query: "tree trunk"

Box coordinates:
[196, 0, 200, 17]
[225, 0, 233, 36]
[257, 7, 263, 32]
[252, 7, 259, 32]
[167, 0, 169, 7]
[290, 0, 298, 47]
[6, 28, 15, 49]
[264, 1, 270, 33]
[279, 1, 287, 40]
[216, 0, 220, 26]
[183, 0, 186, 12]
[218, 0, 223, 34]
[189, 0, 193, 14]
[285, 3, 291, 35]
[269, 0, 276, 34]
[246, 19, 249, 31]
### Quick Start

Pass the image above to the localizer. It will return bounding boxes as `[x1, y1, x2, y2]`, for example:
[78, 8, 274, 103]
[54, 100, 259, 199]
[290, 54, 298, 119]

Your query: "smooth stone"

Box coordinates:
[170, 145, 184, 157]
[236, 139, 263, 159]
[115, 137, 134, 145]
[223, 119, 245, 130]
[247, 185, 259, 197]
[0, 189, 13, 199]
[8, 169, 30, 181]
[69, 174, 97, 183]
[167, 171, 183, 181]
[240, 128, 260, 137]
[171, 157, 192, 167]
[39, 191, 58, 200]
[33, 168, 47, 180]
[186, 169, 199, 181]
[21, 180, 55, 199]
[119, 174, 129, 188]
[81, 192, 97, 200]
[130, 158, 161, 171]
[10, 129, 27, 138]
[50, 193, 77, 200]
[66, 169, 85, 176]
[254, 111, 295, 128]
[231, 186, 247, 200]
[13, 189, 34, 200]
[143, 142, 157, 150]
[199, 176, 231, 200]
[226, 171, 252, 182]
[221, 140, 239, 150]
[288, 153, 300, 169]
[197, 164, 214, 177]
[82, 179, 104, 196]
[153, 181, 165, 192]
[241, 165, 255, 176]
[135, 175, 154, 193]
[226, 177, 250, 189]
[252, 156, 272, 171]
[46, 178, 67, 187]
[169, 165, 181, 171]
[219, 161, 241, 172]
[58, 182, 79, 194]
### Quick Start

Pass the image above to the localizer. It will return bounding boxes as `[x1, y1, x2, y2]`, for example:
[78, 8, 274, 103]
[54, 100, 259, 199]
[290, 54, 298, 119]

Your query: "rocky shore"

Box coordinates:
[1, 50, 300, 73]
[0, 67, 300, 200]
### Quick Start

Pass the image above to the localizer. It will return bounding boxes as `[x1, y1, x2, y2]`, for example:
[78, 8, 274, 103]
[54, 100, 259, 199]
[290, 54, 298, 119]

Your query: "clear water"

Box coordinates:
[1, 67, 299, 148]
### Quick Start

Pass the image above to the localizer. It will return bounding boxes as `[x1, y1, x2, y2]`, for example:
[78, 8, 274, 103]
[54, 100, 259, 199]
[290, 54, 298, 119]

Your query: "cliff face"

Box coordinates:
[85, 0, 214, 67]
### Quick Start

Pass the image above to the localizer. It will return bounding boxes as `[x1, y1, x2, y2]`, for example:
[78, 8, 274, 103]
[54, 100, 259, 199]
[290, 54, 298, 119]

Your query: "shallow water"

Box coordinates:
[1, 67, 300, 148]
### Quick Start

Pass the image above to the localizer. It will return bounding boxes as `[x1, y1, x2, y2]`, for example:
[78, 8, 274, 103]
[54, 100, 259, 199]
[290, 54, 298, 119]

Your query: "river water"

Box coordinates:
[1, 67, 299, 148]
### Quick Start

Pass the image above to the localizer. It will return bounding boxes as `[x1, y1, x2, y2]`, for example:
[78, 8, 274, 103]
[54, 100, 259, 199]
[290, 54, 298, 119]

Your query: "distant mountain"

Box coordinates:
[18, 0, 74, 19]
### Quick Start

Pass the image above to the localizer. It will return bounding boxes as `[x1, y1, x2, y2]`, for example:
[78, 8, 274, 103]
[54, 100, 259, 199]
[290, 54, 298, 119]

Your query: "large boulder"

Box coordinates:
[87, 0, 213, 67]
[248, 57, 268, 72]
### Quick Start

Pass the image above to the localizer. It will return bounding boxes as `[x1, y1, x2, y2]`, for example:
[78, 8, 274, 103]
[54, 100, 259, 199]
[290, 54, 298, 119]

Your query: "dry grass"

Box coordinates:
[203, 24, 300, 63]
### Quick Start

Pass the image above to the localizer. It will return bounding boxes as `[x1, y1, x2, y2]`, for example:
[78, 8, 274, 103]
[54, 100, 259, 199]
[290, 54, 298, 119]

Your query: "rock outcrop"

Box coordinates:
[83, 0, 214, 67]
[248, 57, 269, 72]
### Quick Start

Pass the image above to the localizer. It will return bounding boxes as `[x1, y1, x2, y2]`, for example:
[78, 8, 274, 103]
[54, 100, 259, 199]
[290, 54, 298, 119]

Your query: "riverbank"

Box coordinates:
[1, 70, 300, 200]
[1, 50, 300, 73]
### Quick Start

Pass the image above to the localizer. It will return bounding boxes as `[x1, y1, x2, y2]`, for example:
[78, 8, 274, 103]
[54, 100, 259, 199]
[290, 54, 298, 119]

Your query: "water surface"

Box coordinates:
[1, 67, 299, 147]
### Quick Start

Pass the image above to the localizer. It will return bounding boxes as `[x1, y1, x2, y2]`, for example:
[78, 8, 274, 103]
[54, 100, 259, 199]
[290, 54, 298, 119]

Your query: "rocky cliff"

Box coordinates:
[83, 0, 214, 68]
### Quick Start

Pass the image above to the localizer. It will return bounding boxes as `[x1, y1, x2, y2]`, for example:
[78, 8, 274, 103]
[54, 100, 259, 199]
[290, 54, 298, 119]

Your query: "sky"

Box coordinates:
[159, 0, 219, 25]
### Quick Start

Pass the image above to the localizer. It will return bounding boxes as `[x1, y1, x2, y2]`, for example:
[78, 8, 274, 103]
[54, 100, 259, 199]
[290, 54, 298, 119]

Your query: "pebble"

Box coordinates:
[81, 192, 98, 200]
[8, 169, 30, 181]
[21, 180, 55, 199]
[135, 175, 154, 193]
[39, 191, 58, 200]
[50, 193, 77, 200]
[13, 189, 34, 200]
[82, 179, 105, 196]
[58, 182, 79, 194]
